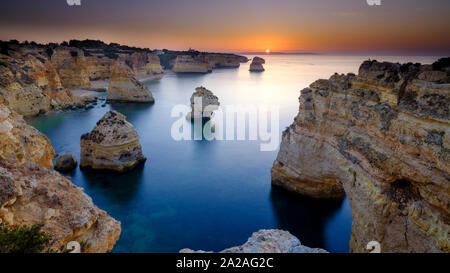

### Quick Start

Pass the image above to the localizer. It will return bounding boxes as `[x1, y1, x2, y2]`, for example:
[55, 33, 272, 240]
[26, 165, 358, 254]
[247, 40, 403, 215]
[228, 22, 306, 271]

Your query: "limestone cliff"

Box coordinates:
[80, 110, 146, 172]
[0, 104, 121, 252]
[186, 86, 220, 119]
[107, 63, 155, 102]
[271, 59, 450, 253]
[85, 55, 113, 81]
[180, 229, 328, 253]
[118, 52, 164, 76]
[172, 55, 212, 73]
[196, 53, 243, 68]
[51, 47, 92, 90]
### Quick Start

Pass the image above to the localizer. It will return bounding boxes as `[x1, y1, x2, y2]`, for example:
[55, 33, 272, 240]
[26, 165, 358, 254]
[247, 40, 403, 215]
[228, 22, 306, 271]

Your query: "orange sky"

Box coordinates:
[1, 0, 449, 54]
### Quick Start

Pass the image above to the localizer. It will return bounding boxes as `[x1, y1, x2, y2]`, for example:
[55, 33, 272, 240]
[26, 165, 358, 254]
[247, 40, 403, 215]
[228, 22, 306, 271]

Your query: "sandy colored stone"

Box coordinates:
[249, 56, 265, 72]
[186, 86, 220, 119]
[172, 55, 212, 73]
[272, 59, 450, 253]
[80, 110, 146, 172]
[107, 63, 155, 102]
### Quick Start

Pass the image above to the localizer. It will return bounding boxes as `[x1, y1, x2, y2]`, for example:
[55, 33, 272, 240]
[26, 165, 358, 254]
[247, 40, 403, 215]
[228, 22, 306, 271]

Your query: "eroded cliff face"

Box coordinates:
[272, 59, 450, 253]
[107, 63, 155, 102]
[118, 52, 164, 76]
[80, 110, 146, 172]
[0, 45, 86, 116]
[172, 55, 212, 73]
[0, 104, 121, 252]
[196, 53, 243, 68]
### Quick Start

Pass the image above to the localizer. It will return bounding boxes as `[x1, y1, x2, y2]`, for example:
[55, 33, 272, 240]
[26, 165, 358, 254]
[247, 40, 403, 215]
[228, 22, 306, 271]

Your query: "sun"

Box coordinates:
[265, 49, 270, 53]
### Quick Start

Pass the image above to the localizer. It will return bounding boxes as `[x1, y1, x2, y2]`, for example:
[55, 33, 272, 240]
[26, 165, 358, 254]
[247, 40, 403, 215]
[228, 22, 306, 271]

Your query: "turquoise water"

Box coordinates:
[28, 54, 441, 253]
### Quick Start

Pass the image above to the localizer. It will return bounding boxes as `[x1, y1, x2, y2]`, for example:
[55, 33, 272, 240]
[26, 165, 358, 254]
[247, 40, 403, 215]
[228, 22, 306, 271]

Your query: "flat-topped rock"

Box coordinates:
[186, 86, 220, 119]
[80, 110, 146, 172]
[180, 229, 328, 253]
[107, 63, 155, 102]
[249, 56, 265, 72]
[172, 55, 212, 73]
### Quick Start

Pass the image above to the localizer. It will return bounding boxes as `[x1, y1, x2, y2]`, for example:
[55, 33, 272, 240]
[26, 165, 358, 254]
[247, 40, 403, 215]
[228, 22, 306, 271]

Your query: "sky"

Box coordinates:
[0, 0, 449, 54]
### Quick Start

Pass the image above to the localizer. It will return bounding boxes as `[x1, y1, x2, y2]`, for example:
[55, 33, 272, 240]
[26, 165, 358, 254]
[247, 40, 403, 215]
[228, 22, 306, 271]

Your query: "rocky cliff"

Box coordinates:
[80, 110, 146, 172]
[249, 56, 265, 72]
[51, 47, 92, 90]
[180, 229, 328, 253]
[196, 53, 243, 68]
[0, 104, 121, 252]
[118, 52, 164, 76]
[271, 58, 450, 253]
[172, 55, 212, 73]
[107, 63, 155, 102]
[186, 86, 220, 119]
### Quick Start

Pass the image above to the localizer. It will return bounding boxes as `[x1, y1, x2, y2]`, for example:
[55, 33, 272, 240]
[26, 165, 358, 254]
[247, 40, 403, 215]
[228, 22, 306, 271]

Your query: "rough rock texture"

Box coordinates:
[85, 55, 113, 81]
[118, 52, 163, 76]
[172, 55, 212, 73]
[51, 47, 92, 90]
[80, 110, 146, 172]
[0, 104, 54, 169]
[186, 86, 220, 119]
[180, 229, 328, 253]
[196, 53, 242, 68]
[0, 104, 121, 252]
[107, 63, 155, 102]
[54, 153, 77, 172]
[271, 59, 450, 253]
[0, 46, 85, 116]
[249, 56, 265, 72]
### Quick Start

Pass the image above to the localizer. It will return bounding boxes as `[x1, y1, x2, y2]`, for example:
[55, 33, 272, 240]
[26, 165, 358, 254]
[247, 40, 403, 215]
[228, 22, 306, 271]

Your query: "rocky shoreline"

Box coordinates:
[272, 58, 450, 253]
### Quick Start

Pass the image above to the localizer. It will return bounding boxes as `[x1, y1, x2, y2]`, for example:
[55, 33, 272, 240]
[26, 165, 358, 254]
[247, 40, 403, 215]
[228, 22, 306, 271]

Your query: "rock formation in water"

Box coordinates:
[107, 63, 155, 102]
[0, 104, 121, 252]
[196, 53, 243, 68]
[54, 153, 78, 172]
[186, 86, 220, 119]
[249, 56, 265, 72]
[180, 229, 328, 253]
[271, 58, 450, 253]
[172, 55, 212, 73]
[80, 110, 146, 172]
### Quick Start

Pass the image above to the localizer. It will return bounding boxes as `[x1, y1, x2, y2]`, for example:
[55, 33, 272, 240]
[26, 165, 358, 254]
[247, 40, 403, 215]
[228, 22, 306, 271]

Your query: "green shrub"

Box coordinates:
[0, 222, 51, 253]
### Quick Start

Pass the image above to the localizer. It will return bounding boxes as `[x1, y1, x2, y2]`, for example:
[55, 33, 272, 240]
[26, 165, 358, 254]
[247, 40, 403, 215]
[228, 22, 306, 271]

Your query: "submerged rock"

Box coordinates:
[249, 56, 265, 72]
[186, 86, 220, 120]
[180, 229, 328, 253]
[271, 59, 450, 253]
[80, 110, 146, 172]
[107, 63, 155, 102]
[54, 153, 77, 172]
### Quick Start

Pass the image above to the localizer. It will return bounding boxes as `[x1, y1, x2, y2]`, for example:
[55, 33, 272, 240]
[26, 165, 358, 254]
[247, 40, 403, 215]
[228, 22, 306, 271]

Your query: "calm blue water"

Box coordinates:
[28, 54, 441, 253]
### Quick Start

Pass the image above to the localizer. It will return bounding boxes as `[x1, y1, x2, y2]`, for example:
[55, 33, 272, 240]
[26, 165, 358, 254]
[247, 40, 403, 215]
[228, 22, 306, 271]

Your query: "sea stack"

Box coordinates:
[80, 110, 146, 172]
[249, 56, 265, 72]
[186, 86, 220, 120]
[107, 63, 155, 102]
[172, 55, 212, 73]
[271, 58, 450, 253]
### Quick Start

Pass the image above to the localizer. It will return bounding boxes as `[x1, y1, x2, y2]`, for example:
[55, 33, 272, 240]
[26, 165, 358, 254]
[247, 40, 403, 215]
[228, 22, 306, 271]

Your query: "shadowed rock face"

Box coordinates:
[51, 47, 92, 90]
[0, 104, 121, 252]
[80, 110, 146, 172]
[249, 56, 265, 72]
[107, 63, 155, 102]
[180, 229, 328, 253]
[186, 86, 220, 120]
[118, 52, 163, 76]
[172, 55, 212, 73]
[271, 58, 450, 253]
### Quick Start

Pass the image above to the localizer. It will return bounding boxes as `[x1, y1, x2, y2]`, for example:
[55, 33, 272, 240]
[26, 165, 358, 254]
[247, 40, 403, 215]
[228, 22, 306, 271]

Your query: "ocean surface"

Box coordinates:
[28, 54, 442, 253]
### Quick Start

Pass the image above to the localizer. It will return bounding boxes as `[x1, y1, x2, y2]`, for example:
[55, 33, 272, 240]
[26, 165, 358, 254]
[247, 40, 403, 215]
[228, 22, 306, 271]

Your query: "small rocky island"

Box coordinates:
[186, 86, 220, 120]
[272, 58, 450, 253]
[80, 110, 146, 172]
[107, 63, 155, 102]
[180, 229, 328, 253]
[249, 56, 265, 72]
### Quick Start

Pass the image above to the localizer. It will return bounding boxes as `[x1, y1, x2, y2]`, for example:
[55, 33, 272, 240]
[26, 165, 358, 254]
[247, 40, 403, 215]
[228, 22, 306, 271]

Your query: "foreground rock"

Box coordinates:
[54, 153, 77, 172]
[180, 229, 328, 253]
[272, 58, 450, 253]
[186, 86, 220, 119]
[107, 63, 155, 102]
[80, 110, 146, 172]
[249, 56, 265, 72]
[172, 55, 212, 73]
[0, 104, 120, 252]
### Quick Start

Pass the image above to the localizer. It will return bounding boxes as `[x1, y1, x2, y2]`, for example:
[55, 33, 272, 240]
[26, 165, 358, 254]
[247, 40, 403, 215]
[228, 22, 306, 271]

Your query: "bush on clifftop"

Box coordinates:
[0, 222, 51, 253]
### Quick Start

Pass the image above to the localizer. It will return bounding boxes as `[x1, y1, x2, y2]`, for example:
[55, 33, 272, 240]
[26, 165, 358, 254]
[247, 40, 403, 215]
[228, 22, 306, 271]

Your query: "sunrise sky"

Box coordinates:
[1, 0, 449, 54]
